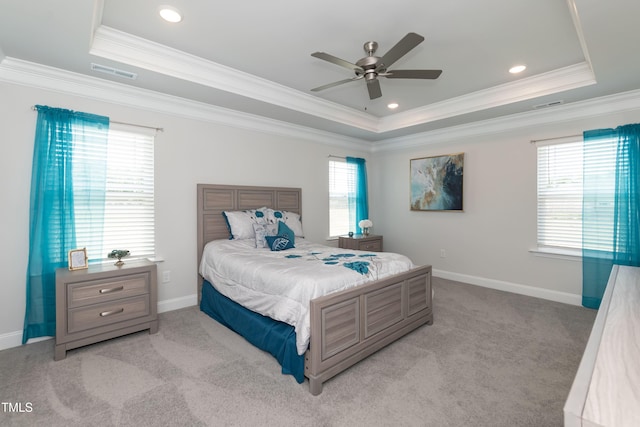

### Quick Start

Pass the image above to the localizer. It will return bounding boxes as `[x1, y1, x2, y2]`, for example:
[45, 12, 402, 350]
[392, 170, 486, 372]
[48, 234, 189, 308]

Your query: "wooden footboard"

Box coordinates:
[305, 265, 432, 395]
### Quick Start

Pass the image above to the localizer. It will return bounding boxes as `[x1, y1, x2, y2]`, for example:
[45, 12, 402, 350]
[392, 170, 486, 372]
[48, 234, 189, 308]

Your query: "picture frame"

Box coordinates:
[410, 153, 464, 211]
[68, 248, 88, 270]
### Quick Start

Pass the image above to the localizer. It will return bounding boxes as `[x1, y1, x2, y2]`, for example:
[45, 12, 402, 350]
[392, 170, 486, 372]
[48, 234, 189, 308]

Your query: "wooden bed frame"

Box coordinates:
[197, 184, 433, 395]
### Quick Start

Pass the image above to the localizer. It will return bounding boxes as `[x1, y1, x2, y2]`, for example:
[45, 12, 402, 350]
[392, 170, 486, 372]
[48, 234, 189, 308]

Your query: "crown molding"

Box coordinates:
[566, 0, 593, 71]
[3, 55, 637, 157]
[90, 25, 598, 135]
[372, 88, 640, 152]
[0, 57, 372, 151]
[90, 25, 379, 133]
[379, 62, 595, 132]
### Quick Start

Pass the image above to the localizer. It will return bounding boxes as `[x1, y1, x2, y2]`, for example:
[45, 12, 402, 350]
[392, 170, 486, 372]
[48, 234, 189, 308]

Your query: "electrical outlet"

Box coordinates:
[162, 270, 171, 283]
[440, 249, 446, 258]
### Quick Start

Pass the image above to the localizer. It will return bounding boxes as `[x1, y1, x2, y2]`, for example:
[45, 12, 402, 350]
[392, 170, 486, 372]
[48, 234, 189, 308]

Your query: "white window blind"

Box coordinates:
[74, 125, 155, 261]
[582, 137, 617, 252]
[329, 159, 355, 237]
[536, 137, 616, 251]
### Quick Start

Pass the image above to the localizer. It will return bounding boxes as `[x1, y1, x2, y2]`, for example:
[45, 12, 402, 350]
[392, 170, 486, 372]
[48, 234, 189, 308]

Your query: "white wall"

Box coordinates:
[370, 105, 640, 303]
[0, 81, 369, 347]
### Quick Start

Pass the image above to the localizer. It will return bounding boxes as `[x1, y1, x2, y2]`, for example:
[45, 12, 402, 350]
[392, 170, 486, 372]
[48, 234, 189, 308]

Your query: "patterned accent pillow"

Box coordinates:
[223, 207, 268, 240]
[266, 209, 304, 237]
[253, 223, 278, 248]
[265, 235, 294, 251]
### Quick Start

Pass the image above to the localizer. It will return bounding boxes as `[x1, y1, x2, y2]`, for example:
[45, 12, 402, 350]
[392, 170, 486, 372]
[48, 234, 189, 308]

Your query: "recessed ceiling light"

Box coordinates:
[387, 103, 399, 109]
[509, 65, 526, 74]
[159, 6, 182, 23]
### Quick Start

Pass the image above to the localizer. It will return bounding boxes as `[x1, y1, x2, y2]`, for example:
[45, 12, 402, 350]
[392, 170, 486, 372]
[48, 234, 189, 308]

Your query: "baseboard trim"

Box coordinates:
[432, 269, 582, 306]
[0, 294, 198, 352]
[2, 278, 578, 352]
[0, 331, 51, 351]
[157, 294, 198, 313]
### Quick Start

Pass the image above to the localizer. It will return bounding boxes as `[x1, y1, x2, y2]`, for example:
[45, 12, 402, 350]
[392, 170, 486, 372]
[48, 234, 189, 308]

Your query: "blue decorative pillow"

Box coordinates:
[277, 221, 295, 245]
[265, 235, 294, 251]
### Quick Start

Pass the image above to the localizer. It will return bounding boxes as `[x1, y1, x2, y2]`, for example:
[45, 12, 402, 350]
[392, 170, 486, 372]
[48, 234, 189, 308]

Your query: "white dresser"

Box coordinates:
[564, 265, 640, 426]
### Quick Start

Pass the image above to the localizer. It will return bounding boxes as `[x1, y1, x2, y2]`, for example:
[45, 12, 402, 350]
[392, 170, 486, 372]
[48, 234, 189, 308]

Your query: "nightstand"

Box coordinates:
[338, 234, 383, 252]
[55, 259, 158, 361]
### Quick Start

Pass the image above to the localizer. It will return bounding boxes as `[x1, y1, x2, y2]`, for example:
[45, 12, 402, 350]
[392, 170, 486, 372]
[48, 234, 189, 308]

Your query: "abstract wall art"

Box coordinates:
[410, 153, 464, 211]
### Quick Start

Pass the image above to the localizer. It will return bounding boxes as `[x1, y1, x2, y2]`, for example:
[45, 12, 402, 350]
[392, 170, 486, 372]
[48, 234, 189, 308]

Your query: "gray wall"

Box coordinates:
[0, 81, 368, 348]
[370, 105, 640, 302]
[2, 77, 640, 350]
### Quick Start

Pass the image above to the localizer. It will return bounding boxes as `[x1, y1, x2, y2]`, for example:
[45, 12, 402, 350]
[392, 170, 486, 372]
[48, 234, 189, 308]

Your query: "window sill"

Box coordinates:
[529, 247, 582, 261]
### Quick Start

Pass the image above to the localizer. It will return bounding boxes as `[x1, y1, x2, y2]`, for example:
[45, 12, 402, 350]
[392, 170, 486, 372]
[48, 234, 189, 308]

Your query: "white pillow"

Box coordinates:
[246, 207, 269, 224]
[266, 209, 304, 237]
[253, 223, 278, 248]
[223, 207, 269, 239]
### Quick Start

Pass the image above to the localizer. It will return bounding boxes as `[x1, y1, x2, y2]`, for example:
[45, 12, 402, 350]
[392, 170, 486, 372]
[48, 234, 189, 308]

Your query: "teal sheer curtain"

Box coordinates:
[23, 106, 109, 344]
[346, 157, 369, 233]
[582, 123, 640, 309]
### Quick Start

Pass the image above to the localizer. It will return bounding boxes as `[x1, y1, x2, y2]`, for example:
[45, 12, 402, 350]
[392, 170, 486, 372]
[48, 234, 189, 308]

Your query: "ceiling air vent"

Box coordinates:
[533, 100, 563, 109]
[90, 63, 137, 80]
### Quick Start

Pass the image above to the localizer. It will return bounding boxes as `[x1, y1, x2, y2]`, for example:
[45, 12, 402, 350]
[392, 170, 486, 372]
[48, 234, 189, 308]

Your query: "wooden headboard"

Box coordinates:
[196, 184, 302, 300]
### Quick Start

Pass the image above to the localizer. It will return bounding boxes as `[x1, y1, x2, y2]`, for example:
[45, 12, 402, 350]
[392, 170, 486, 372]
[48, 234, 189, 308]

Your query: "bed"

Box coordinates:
[197, 184, 433, 395]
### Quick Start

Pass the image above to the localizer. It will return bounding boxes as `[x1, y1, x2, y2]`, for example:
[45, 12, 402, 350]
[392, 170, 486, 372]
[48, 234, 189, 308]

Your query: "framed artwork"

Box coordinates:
[410, 153, 464, 211]
[68, 248, 88, 270]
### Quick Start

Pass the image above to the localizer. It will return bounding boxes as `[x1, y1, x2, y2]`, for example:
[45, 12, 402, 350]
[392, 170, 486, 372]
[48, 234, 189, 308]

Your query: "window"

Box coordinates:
[75, 125, 155, 261]
[329, 159, 356, 237]
[536, 137, 616, 252]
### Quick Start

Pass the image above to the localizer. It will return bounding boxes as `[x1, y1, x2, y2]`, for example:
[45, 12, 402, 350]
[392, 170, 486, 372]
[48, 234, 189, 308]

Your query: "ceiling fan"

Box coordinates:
[311, 32, 442, 100]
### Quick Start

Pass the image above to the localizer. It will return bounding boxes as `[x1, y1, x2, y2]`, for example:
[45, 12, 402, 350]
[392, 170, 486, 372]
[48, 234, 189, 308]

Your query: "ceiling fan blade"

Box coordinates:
[366, 79, 382, 99]
[311, 76, 362, 92]
[379, 32, 424, 69]
[311, 52, 364, 73]
[384, 69, 442, 79]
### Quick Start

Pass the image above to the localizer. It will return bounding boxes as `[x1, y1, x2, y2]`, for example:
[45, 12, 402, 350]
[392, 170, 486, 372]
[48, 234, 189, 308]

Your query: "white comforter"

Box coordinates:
[199, 238, 415, 355]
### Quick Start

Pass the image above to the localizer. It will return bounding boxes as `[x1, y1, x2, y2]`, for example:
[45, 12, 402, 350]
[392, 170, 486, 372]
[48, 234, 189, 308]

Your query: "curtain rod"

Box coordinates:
[328, 155, 346, 159]
[111, 120, 163, 133]
[31, 106, 164, 133]
[529, 133, 581, 144]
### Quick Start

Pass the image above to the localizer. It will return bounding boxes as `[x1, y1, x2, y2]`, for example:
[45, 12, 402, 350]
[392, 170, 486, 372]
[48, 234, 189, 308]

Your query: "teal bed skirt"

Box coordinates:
[200, 280, 305, 383]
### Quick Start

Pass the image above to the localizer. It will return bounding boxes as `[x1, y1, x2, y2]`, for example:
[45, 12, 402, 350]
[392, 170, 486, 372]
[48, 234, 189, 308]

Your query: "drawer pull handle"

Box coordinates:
[100, 308, 124, 317]
[100, 286, 124, 294]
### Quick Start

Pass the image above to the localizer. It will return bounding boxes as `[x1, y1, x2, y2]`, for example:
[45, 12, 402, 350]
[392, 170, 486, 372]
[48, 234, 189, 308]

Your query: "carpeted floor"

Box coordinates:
[0, 277, 596, 426]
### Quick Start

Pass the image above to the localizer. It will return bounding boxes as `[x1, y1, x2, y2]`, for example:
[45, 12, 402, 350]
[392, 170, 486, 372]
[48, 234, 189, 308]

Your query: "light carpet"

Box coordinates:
[0, 277, 596, 426]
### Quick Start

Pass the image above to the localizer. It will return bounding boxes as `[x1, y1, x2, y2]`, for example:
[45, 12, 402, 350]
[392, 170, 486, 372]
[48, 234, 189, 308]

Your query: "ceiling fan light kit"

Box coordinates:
[311, 32, 442, 100]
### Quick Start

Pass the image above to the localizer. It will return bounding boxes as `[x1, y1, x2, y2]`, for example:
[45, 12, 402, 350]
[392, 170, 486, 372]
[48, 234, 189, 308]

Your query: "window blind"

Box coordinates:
[536, 137, 616, 251]
[329, 159, 355, 237]
[74, 126, 155, 261]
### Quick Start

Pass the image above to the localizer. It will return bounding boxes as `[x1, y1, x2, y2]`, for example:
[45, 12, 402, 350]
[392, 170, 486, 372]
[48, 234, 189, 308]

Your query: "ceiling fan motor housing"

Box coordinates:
[357, 42, 385, 76]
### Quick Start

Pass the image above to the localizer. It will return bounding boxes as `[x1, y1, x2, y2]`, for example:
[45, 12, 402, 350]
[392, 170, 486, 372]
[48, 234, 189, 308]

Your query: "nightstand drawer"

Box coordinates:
[67, 295, 151, 334]
[338, 234, 383, 252]
[359, 240, 382, 252]
[68, 273, 149, 308]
